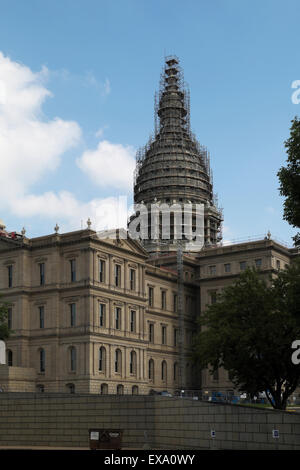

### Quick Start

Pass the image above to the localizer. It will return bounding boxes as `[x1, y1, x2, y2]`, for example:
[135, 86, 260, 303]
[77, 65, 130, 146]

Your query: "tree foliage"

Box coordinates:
[193, 261, 300, 409]
[278, 116, 300, 246]
[0, 297, 10, 341]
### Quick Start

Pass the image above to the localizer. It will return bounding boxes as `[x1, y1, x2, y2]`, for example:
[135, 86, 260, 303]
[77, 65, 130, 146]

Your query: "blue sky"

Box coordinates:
[0, 0, 299, 245]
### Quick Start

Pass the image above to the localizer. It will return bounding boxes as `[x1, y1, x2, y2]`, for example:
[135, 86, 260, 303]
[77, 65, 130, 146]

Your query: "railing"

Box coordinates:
[218, 234, 293, 249]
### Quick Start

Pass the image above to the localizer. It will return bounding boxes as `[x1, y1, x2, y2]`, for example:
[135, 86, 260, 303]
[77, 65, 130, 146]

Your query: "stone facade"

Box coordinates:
[0, 228, 197, 394]
[0, 228, 298, 398]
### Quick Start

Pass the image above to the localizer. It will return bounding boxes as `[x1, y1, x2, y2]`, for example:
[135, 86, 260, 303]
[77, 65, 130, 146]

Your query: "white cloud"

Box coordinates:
[0, 52, 81, 201]
[103, 78, 111, 95]
[95, 125, 109, 138]
[84, 71, 111, 96]
[12, 191, 129, 232]
[77, 140, 136, 191]
[0, 52, 133, 236]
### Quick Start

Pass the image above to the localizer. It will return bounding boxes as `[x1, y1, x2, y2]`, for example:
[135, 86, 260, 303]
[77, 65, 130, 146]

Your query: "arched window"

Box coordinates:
[173, 362, 178, 382]
[39, 349, 45, 373]
[148, 359, 154, 382]
[129, 350, 137, 376]
[66, 383, 75, 394]
[132, 385, 138, 395]
[117, 384, 124, 395]
[100, 383, 108, 395]
[115, 349, 121, 373]
[7, 350, 13, 367]
[70, 346, 76, 372]
[99, 347, 106, 372]
[161, 360, 167, 382]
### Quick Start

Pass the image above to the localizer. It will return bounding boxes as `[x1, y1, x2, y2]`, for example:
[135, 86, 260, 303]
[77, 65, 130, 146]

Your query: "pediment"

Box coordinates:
[93, 229, 148, 258]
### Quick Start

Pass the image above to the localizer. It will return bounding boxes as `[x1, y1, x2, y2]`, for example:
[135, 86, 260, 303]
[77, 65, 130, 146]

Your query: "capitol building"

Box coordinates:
[0, 57, 297, 396]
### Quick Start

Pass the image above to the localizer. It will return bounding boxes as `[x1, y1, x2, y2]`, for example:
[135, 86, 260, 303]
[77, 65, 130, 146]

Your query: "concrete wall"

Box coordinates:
[0, 366, 36, 392]
[0, 393, 299, 450]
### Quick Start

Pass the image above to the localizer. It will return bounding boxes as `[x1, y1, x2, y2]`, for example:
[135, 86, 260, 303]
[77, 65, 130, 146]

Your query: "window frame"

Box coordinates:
[70, 259, 76, 282]
[70, 303, 76, 327]
[129, 268, 136, 291]
[115, 307, 121, 330]
[39, 306, 45, 329]
[99, 303, 105, 327]
[39, 263, 45, 286]
[7, 265, 13, 288]
[99, 259, 105, 283]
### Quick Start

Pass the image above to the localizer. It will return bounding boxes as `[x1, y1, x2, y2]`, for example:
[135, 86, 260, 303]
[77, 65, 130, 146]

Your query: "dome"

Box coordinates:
[131, 57, 223, 254]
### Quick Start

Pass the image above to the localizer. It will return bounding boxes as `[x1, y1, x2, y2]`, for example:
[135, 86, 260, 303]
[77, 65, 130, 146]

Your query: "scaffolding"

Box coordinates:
[131, 56, 223, 254]
[176, 241, 185, 390]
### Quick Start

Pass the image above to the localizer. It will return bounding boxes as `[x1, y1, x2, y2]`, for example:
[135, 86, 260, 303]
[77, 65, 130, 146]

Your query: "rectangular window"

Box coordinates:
[162, 326, 167, 345]
[70, 303, 76, 327]
[255, 259, 262, 269]
[240, 261, 246, 271]
[149, 323, 154, 343]
[99, 348, 103, 371]
[224, 263, 231, 273]
[39, 306, 45, 329]
[7, 350, 13, 367]
[173, 294, 177, 313]
[149, 287, 154, 307]
[7, 265, 13, 288]
[210, 291, 217, 305]
[161, 291, 166, 310]
[99, 303, 105, 327]
[174, 328, 178, 347]
[7, 307, 12, 330]
[70, 259, 76, 282]
[130, 310, 136, 332]
[39, 263, 45, 286]
[209, 265, 216, 276]
[276, 260, 281, 270]
[186, 329, 191, 345]
[99, 259, 105, 283]
[70, 348, 76, 372]
[185, 295, 189, 311]
[115, 307, 121, 330]
[115, 264, 121, 287]
[40, 350, 45, 373]
[129, 269, 136, 291]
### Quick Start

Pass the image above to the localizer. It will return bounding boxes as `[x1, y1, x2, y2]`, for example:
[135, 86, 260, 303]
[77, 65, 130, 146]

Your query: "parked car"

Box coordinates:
[159, 390, 172, 397]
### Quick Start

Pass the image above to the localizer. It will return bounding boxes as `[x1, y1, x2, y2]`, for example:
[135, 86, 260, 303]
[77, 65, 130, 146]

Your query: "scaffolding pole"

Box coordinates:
[177, 242, 185, 390]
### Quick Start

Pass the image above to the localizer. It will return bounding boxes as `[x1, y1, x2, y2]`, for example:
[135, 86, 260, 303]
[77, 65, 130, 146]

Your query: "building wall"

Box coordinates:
[197, 239, 293, 393]
[0, 230, 197, 394]
[0, 233, 297, 396]
[0, 394, 299, 450]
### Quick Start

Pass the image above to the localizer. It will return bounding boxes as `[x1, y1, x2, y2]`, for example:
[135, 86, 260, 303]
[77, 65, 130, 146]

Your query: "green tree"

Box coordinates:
[0, 297, 10, 341]
[278, 116, 300, 246]
[193, 263, 300, 410]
